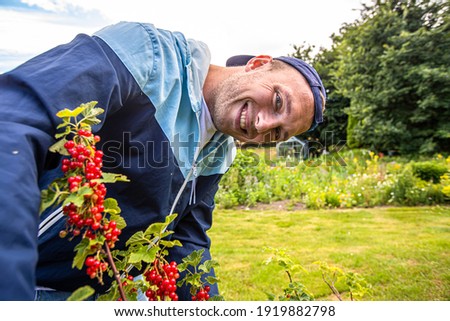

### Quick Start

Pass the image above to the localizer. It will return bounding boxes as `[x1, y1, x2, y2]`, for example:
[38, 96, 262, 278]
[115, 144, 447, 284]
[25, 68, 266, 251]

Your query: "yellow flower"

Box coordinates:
[442, 185, 450, 198]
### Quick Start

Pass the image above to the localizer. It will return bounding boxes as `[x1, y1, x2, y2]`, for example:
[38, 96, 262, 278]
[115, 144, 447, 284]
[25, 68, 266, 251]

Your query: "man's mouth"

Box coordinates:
[240, 103, 248, 131]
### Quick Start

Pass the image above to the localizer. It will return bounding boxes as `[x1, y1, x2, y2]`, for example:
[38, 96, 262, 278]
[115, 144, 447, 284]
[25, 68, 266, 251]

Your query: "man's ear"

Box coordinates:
[244, 55, 273, 71]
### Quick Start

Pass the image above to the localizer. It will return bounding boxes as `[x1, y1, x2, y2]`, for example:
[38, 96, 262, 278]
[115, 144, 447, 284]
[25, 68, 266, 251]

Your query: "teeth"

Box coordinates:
[240, 107, 247, 130]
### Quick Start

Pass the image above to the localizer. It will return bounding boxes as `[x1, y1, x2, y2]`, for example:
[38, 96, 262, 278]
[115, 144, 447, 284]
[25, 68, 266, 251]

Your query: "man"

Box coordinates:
[0, 21, 325, 300]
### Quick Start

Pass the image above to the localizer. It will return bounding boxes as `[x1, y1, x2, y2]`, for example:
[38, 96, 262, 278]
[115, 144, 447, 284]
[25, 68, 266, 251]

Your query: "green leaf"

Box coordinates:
[183, 273, 202, 291]
[80, 101, 100, 117]
[103, 198, 121, 215]
[290, 263, 308, 275]
[110, 213, 127, 230]
[88, 107, 105, 118]
[67, 286, 95, 301]
[96, 286, 119, 301]
[124, 288, 138, 301]
[63, 186, 93, 208]
[143, 214, 177, 237]
[49, 138, 70, 156]
[112, 256, 128, 272]
[180, 249, 204, 268]
[39, 181, 65, 214]
[177, 262, 188, 272]
[205, 276, 219, 285]
[160, 230, 174, 239]
[55, 125, 71, 139]
[82, 118, 102, 126]
[56, 120, 71, 129]
[199, 259, 219, 273]
[126, 231, 145, 247]
[128, 246, 158, 264]
[159, 239, 182, 249]
[39, 189, 55, 215]
[56, 107, 85, 118]
[164, 213, 178, 225]
[143, 222, 165, 237]
[80, 102, 104, 126]
[72, 238, 91, 269]
[96, 172, 130, 184]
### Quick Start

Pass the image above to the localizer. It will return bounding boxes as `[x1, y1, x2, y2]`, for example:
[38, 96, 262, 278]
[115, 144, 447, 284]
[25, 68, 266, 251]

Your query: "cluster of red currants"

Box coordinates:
[144, 260, 180, 301]
[192, 285, 211, 301]
[59, 129, 122, 278]
[84, 255, 109, 280]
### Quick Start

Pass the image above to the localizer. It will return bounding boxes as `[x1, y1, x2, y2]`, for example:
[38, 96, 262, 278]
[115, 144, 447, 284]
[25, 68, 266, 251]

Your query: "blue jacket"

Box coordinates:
[0, 22, 235, 300]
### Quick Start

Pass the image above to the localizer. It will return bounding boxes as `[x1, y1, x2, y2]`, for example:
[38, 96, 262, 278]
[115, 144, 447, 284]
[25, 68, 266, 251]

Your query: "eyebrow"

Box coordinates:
[282, 90, 292, 141]
[284, 90, 291, 116]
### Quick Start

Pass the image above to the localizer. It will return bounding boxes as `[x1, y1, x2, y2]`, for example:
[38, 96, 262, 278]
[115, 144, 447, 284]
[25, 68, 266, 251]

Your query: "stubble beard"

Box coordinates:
[207, 72, 244, 137]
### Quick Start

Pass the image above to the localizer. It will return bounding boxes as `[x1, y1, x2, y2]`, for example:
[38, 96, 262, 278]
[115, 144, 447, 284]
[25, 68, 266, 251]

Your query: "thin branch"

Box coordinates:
[105, 242, 127, 301]
[286, 270, 301, 300]
[321, 273, 342, 301]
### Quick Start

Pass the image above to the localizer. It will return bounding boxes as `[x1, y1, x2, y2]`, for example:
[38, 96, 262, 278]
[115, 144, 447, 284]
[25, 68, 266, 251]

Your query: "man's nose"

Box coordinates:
[255, 110, 277, 134]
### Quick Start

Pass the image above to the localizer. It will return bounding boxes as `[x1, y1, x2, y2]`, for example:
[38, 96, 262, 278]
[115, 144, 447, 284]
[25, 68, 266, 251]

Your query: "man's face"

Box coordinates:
[209, 58, 314, 143]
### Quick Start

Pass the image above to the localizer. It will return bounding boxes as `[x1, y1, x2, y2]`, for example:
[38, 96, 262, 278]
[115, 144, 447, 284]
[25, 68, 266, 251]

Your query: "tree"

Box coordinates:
[290, 43, 349, 153]
[332, 0, 450, 155]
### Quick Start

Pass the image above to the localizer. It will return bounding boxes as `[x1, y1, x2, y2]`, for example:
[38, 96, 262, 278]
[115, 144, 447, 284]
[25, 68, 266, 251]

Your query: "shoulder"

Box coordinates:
[93, 22, 189, 92]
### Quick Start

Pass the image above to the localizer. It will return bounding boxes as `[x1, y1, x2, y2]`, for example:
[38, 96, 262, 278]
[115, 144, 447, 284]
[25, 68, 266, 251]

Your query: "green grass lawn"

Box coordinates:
[208, 206, 450, 301]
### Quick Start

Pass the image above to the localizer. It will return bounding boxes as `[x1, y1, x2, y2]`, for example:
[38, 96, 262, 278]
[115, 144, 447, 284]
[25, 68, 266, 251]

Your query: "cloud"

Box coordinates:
[0, 0, 365, 72]
[19, 0, 94, 13]
[0, 0, 37, 10]
[0, 0, 109, 72]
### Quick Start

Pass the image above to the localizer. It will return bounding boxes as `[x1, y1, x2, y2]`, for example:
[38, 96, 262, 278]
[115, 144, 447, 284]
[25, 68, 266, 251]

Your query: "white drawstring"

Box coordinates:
[189, 163, 198, 205]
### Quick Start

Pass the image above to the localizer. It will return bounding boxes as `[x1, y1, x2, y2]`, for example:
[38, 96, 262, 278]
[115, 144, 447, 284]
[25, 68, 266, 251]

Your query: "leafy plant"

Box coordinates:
[412, 161, 448, 183]
[177, 249, 221, 301]
[263, 247, 371, 301]
[314, 261, 372, 301]
[263, 247, 314, 301]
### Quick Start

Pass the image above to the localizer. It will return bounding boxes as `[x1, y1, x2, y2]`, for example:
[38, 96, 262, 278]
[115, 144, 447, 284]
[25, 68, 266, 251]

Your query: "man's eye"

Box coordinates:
[275, 92, 282, 111]
[275, 127, 281, 141]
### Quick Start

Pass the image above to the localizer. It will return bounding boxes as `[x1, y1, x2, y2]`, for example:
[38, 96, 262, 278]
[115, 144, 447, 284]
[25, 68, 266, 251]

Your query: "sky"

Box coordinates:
[0, 0, 368, 73]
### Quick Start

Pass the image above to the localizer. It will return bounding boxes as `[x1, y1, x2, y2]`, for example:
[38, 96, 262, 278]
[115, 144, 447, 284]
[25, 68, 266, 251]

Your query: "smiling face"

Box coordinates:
[207, 56, 315, 143]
